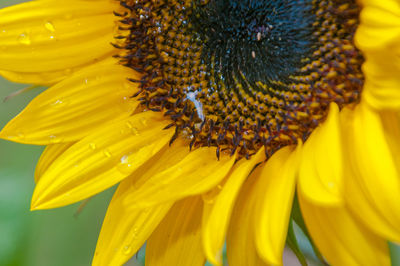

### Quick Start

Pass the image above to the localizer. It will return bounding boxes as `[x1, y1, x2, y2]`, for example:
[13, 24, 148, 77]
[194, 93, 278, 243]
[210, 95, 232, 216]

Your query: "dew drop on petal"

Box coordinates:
[44, 21, 56, 32]
[16, 131, 26, 140]
[89, 143, 96, 150]
[132, 227, 139, 239]
[140, 117, 148, 126]
[131, 127, 139, 136]
[125, 121, 133, 129]
[327, 181, 335, 188]
[122, 245, 132, 255]
[119, 96, 136, 112]
[202, 195, 215, 205]
[117, 155, 134, 174]
[103, 149, 112, 158]
[49, 135, 61, 144]
[64, 69, 72, 75]
[51, 99, 64, 108]
[18, 33, 31, 45]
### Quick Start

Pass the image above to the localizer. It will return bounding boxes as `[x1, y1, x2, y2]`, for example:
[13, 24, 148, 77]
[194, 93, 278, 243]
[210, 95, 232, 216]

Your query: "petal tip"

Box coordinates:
[0, 127, 15, 141]
[30, 191, 53, 211]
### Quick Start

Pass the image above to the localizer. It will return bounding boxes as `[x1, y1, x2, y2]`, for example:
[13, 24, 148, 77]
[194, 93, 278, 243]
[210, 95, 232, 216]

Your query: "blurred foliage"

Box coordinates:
[0, 77, 123, 266]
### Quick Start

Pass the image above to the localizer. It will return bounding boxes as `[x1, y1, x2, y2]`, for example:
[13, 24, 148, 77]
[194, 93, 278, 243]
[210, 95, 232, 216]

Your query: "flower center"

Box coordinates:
[116, 0, 363, 158]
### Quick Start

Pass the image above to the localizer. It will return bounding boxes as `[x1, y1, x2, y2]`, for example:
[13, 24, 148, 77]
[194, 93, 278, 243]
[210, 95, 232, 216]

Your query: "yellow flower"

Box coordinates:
[0, 0, 399, 265]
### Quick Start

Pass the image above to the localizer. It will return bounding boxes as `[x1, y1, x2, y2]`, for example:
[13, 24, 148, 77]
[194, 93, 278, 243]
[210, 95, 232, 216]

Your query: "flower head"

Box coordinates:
[0, 0, 399, 265]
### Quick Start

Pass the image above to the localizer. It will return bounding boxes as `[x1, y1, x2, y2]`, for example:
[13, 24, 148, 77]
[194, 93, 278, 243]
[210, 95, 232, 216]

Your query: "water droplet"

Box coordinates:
[89, 143, 96, 150]
[131, 127, 139, 136]
[64, 69, 72, 75]
[130, 227, 139, 240]
[119, 96, 136, 112]
[16, 131, 25, 139]
[18, 33, 31, 45]
[122, 245, 132, 255]
[327, 182, 336, 188]
[202, 196, 214, 205]
[51, 99, 64, 108]
[44, 21, 56, 32]
[84, 78, 89, 85]
[140, 117, 148, 126]
[117, 155, 134, 174]
[123, 81, 133, 90]
[103, 149, 112, 158]
[125, 121, 133, 129]
[49, 135, 61, 143]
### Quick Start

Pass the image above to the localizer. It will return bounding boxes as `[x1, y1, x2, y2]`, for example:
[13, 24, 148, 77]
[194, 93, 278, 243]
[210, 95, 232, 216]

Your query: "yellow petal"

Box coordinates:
[355, 0, 400, 51]
[298, 103, 343, 205]
[341, 103, 400, 242]
[0, 69, 69, 85]
[298, 192, 390, 266]
[34, 142, 74, 183]
[0, 0, 119, 83]
[202, 148, 265, 266]
[31, 112, 173, 210]
[253, 145, 301, 265]
[362, 52, 400, 109]
[146, 196, 205, 266]
[226, 165, 267, 266]
[0, 59, 139, 145]
[123, 147, 236, 210]
[92, 178, 173, 266]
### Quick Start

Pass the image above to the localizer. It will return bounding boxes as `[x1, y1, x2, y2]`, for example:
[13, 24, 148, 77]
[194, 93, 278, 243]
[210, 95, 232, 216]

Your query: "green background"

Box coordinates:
[0, 2, 142, 265]
[0, 65, 130, 265]
[0, 0, 400, 265]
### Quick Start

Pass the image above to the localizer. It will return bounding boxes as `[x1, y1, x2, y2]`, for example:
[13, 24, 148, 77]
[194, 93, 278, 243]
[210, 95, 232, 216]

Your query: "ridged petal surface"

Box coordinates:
[298, 103, 343, 205]
[122, 147, 236, 209]
[31, 112, 173, 210]
[299, 191, 390, 266]
[0, 0, 119, 84]
[356, 0, 400, 51]
[226, 165, 267, 266]
[146, 197, 205, 266]
[342, 104, 400, 242]
[34, 142, 74, 183]
[92, 178, 173, 266]
[0, 59, 139, 145]
[201, 148, 265, 265]
[253, 145, 300, 265]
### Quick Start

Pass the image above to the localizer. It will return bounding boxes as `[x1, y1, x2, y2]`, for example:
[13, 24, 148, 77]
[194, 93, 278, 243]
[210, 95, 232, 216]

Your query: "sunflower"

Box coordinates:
[1, 0, 399, 265]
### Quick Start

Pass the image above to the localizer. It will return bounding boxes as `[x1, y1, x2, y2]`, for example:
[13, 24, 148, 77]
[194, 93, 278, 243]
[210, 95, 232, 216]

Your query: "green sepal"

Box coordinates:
[291, 193, 327, 264]
[287, 219, 308, 266]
